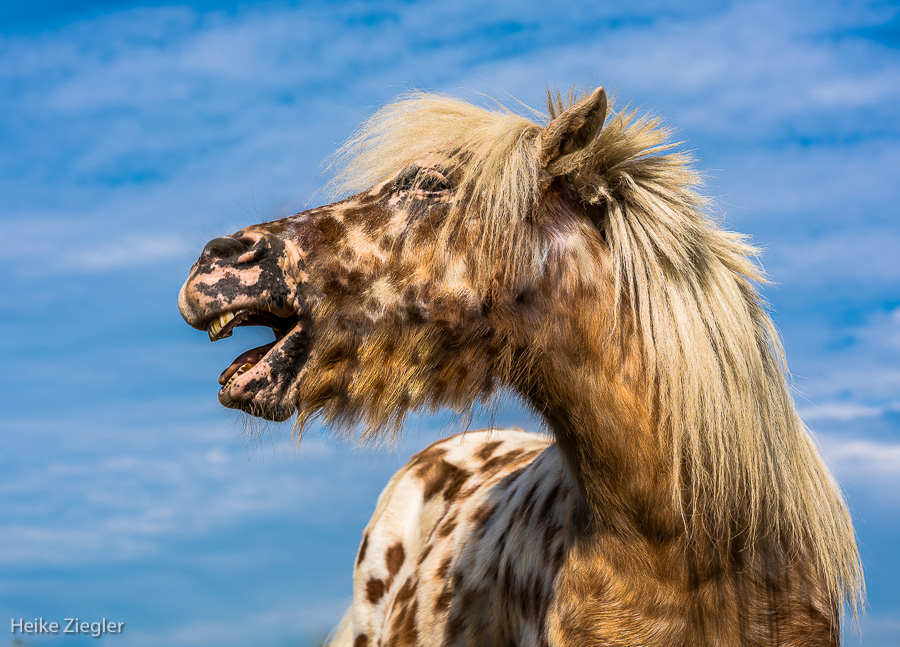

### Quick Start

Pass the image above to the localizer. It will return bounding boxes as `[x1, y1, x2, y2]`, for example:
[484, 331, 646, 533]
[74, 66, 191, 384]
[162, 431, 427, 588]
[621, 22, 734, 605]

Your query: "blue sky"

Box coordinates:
[1, 0, 899, 645]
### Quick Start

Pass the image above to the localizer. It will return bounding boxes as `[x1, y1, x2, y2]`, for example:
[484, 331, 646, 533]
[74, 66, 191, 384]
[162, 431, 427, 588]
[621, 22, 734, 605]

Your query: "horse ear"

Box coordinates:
[539, 87, 607, 170]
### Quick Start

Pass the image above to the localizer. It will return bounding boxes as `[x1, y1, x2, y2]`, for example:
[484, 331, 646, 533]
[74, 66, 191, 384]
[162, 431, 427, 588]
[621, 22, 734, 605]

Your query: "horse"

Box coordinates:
[179, 86, 863, 646]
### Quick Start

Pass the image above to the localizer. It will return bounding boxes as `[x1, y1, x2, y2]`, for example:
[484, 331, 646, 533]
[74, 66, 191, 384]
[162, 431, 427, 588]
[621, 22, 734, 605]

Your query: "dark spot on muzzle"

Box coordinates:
[241, 328, 311, 399]
[200, 235, 253, 264]
[192, 232, 297, 309]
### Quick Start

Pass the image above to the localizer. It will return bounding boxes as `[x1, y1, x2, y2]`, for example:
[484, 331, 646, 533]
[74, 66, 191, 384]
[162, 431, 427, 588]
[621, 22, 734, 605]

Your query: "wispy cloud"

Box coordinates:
[824, 438, 900, 477]
[3, 409, 356, 565]
[124, 597, 347, 647]
[61, 233, 190, 271]
[767, 229, 900, 290]
[788, 306, 900, 407]
[801, 402, 888, 423]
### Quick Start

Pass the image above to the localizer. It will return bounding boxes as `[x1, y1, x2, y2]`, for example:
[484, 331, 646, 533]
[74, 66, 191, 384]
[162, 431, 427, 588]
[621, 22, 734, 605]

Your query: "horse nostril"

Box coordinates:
[200, 235, 256, 263]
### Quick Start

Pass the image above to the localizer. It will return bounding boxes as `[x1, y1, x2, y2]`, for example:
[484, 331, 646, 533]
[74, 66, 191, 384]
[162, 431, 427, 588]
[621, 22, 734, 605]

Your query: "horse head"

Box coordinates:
[179, 88, 614, 433]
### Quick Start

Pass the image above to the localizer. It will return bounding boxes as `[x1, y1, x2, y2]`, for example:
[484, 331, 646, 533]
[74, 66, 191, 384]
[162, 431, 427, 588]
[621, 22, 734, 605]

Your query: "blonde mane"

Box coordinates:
[328, 90, 864, 618]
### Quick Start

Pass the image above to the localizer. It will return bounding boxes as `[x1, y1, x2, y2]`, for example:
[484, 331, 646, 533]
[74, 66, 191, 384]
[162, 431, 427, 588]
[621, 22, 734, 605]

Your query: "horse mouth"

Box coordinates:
[205, 306, 307, 420]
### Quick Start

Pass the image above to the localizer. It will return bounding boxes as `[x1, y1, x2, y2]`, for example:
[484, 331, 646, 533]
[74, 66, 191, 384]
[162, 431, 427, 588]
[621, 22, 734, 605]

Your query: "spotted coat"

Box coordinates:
[335, 428, 582, 647]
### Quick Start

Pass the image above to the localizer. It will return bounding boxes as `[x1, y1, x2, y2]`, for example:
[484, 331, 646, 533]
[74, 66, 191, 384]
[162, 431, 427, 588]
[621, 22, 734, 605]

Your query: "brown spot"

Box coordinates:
[482, 454, 512, 475]
[437, 556, 453, 580]
[472, 502, 498, 528]
[443, 467, 471, 501]
[496, 528, 511, 559]
[418, 458, 471, 502]
[522, 448, 543, 463]
[457, 484, 482, 500]
[416, 542, 433, 565]
[520, 481, 541, 521]
[538, 484, 561, 524]
[437, 514, 458, 538]
[386, 542, 406, 578]
[501, 562, 514, 594]
[543, 520, 562, 549]
[379, 234, 397, 252]
[552, 542, 566, 567]
[357, 533, 369, 566]
[477, 440, 503, 460]
[354, 634, 369, 647]
[389, 596, 419, 647]
[499, 467, 527, 489]
[446, 610, 465, 641]
[435, 586, 453, 612]
[500, 448, 526, 464]
[517, 572, 545, 618]
[410, 444, 448, 468]
[395, 575, 416, 604]
[316, 214, 346, 241]
[482, 450, 523, 473]
[345, 202, 390, 236]
[366, 578, 386, 604]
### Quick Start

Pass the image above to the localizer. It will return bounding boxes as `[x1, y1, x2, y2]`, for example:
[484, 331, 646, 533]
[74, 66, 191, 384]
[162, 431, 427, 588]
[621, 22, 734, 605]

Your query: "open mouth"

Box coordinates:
[205, 306, 305, 413]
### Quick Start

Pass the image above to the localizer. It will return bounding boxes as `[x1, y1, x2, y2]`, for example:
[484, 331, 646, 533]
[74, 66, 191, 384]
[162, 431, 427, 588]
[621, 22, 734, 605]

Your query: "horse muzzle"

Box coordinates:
[179, 229, 310, 421]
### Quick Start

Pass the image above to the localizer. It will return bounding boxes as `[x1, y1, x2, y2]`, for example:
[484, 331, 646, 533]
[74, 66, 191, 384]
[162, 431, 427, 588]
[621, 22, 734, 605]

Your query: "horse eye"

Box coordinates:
[417, 170, 451, 192]
[391, 166, 451, 194]
[392, 166, 419, 192]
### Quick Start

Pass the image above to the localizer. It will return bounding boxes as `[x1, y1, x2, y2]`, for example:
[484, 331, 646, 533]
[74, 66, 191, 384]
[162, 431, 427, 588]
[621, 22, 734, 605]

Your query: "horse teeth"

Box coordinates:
[207, 312, 236, 341]
[221, 363, 255, 393]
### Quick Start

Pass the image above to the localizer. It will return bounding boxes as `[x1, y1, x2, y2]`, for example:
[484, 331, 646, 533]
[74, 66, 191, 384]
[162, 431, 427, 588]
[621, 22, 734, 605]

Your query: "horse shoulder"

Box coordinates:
[351, 428, 569, 646]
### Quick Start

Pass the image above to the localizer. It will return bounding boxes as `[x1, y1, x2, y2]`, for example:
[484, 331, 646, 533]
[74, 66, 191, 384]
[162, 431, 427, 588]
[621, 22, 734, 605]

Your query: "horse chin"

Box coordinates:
[219, 389, 296, 422]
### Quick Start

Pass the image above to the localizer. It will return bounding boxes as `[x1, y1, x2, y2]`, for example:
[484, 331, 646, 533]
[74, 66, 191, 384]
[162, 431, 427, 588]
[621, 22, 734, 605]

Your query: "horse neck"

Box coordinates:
[515, 301, 679, 537]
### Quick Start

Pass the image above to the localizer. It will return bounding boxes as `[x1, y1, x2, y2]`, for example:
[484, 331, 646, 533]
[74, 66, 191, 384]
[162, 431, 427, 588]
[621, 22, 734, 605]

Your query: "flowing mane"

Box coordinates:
[328, 90, 864, 618]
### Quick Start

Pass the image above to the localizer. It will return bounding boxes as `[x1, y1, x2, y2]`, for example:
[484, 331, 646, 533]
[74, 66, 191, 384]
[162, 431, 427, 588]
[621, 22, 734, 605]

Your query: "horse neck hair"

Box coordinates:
[327, 90, 864, 616]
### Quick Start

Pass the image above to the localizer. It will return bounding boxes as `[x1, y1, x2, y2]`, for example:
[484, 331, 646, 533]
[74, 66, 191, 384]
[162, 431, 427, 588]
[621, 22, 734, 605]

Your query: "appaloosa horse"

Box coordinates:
[179, 87, 863, 646]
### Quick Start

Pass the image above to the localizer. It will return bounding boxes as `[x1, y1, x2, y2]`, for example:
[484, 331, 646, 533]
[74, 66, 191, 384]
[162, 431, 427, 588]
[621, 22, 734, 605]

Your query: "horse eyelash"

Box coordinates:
[392, 166, 452, 194]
